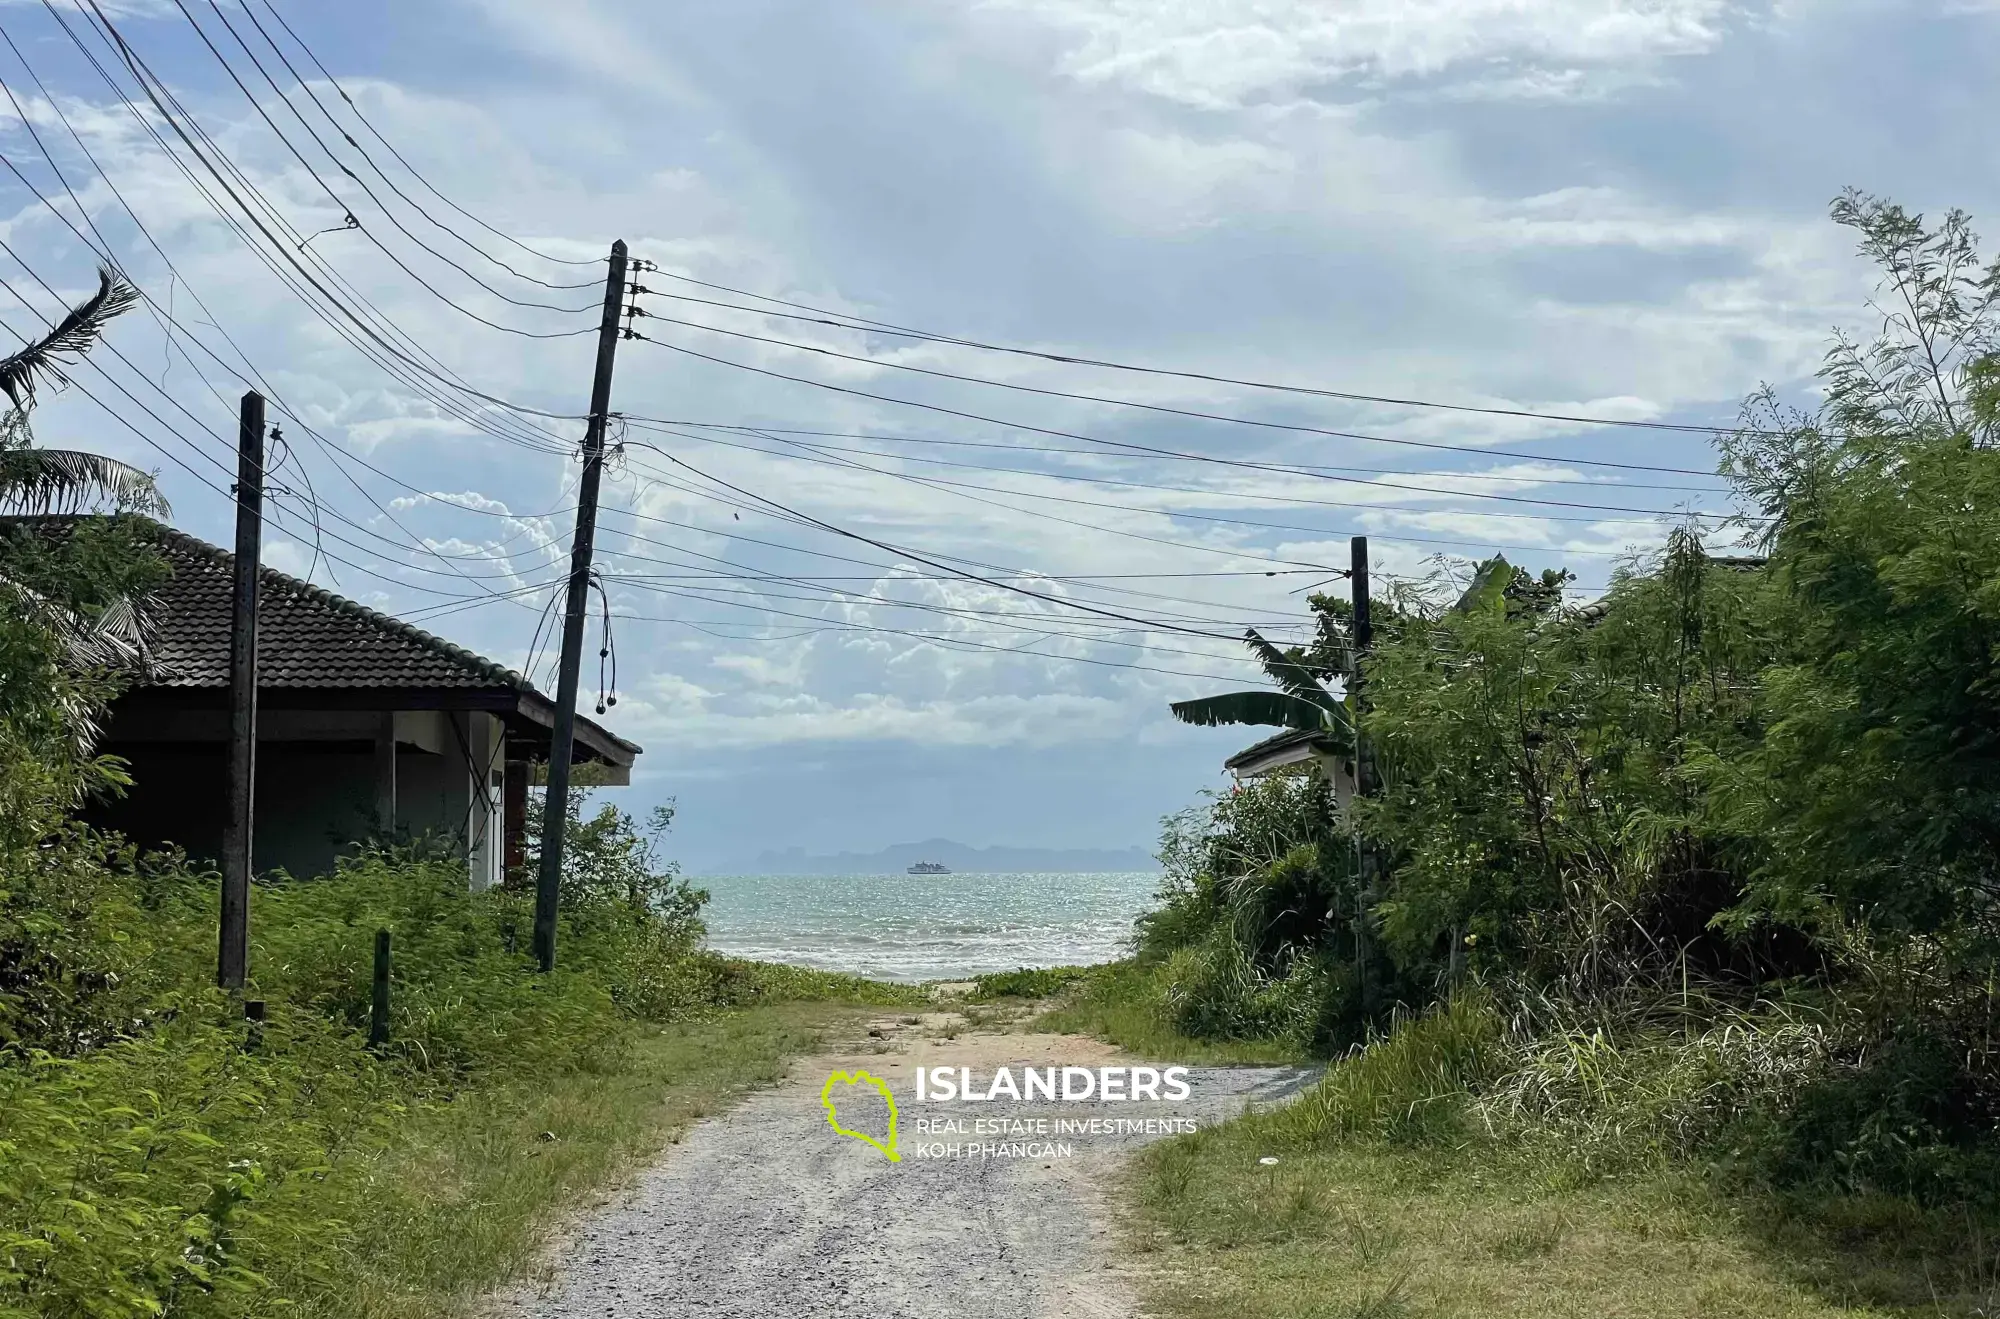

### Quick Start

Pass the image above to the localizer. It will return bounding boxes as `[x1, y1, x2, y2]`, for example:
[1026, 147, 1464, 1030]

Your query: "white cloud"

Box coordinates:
[4, 0, 1978, 855]
[977, 0, 1743, 107]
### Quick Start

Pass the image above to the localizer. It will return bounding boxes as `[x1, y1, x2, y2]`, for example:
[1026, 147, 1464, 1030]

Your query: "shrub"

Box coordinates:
[970, 966, 1090, 1000]
[1283, 991, 1502, 1146]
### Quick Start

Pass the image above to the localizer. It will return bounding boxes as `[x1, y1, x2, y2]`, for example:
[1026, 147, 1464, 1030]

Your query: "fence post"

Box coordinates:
[369, 929, 391, 1050]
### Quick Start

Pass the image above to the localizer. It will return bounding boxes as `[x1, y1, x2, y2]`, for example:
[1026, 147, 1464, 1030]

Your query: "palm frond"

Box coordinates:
[0, 446, 165, 514]
[0, 266, 141, 410]
[1243, 627, 1335, 703]
[1170, 690, 1333, 732]
[0, 567, 156, 674]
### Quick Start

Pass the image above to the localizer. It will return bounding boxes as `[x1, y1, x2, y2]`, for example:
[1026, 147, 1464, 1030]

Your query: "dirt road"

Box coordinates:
[489, 1010, 1315, 1318]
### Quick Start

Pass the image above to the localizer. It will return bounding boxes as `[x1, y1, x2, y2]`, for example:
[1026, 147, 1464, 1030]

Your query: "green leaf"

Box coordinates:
[1451, 556, 1512, 615]
[1170, 691, 1333, 731]
[1242, 628, 1334, 704]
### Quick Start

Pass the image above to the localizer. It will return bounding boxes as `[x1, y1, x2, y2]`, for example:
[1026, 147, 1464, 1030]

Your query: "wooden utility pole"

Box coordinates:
[533, 240, 630, 973]
[218, 391, 264, 990]
[1350, 534, 1381, 1019]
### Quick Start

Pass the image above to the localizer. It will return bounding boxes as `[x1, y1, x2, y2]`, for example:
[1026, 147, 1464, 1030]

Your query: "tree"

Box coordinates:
[0, 267, 157, 515]
[0, 267, 162, 677]
[1711, 193, 2000, 952]
[519, 790, 706, 936]
[0, 266, 164, 811]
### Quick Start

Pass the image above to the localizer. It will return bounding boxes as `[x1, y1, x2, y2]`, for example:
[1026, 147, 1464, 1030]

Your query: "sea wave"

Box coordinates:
[697, 870, 1159, 982]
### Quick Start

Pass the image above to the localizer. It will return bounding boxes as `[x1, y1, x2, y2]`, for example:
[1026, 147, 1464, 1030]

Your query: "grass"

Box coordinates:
[291, 999, 880, 1319]
[702, 956, 930, 1008]
[1035, 959, 1310, 1065]
[0, 840, 925, 1319]
[968, 965, 1093, 1001]
[1112, 992, 2000, 1319]
[1129, 1121, 2000, 1318]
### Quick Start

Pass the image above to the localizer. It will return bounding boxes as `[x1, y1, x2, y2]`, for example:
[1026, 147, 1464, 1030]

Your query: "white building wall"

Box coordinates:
[464, 711, 506, 891]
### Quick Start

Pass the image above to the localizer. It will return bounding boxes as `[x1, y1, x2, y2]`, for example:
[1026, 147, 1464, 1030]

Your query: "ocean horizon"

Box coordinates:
[696, 870, 1162, 982]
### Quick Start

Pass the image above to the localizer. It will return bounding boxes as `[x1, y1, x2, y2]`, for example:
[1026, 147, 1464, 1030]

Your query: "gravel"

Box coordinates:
[489, 1022, 1316, 1319]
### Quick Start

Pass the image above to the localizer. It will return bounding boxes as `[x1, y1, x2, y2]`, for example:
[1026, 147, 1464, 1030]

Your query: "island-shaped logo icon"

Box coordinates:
[821, 1069, 901, 1163]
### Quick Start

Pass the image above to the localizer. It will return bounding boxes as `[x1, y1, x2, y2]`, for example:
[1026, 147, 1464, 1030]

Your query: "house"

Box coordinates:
[77, 519, 639, 887]
[1224, 727, 1356, 806]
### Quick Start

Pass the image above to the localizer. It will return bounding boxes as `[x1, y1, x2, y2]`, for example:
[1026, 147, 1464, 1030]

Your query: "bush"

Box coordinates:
[1751, 1030, 2000, 1206]
[970, 966, 1090, 1000]
[0, 820, 775, 1317]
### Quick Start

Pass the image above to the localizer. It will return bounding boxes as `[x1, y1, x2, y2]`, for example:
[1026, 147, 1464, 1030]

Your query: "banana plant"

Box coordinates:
[1169, 627, 1355, 752]
[1168, 554, 1548, 748]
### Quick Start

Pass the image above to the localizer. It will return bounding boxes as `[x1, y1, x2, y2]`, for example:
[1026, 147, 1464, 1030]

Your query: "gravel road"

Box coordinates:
[488, 1012, 1316, 1319]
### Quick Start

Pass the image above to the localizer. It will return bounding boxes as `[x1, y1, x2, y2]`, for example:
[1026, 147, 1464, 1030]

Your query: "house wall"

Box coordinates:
[93, 708, 511, 887]
[96, 741, 376, 879]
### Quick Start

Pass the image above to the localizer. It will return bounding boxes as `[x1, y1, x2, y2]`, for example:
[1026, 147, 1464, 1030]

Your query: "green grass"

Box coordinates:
[1035, 960, 1309, 1065]
[968, 965, 1093, 1001]
[300, 1000, 877, 1319]
[1129, 1119, 2000, 1318]
[1107, 993, 2000, 1319]
[700, 956, 929, 1008]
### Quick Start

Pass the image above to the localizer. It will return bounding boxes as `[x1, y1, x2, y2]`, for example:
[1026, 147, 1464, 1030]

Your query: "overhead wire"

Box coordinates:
[624, 312, 1752, 484]
[635, 267, 1785, 439]
[620, 424, 1662, 564]
[181, 0, 603, 326]
[238, 0, 601, 292]
[618, 328, 1730, 480]
[646, 420, 1729, 495]
[0, 80, 568, 602]
[9, 3, 1670, 686]
[67, 0, 594, 441]
[252, 0, 603, 269]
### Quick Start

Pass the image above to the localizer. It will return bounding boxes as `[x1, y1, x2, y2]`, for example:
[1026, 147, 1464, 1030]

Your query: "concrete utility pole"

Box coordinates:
[533, 240, 630, 973]
[218, 391, 264, 990]
[1349, 534, 1381, 1018]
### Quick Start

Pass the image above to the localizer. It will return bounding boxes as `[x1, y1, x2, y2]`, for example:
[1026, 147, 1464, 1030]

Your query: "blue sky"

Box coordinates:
[3, 0, 1995, 870]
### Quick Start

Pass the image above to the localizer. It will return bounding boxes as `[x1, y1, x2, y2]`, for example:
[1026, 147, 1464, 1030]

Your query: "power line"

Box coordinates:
[179, 0, 601, 329]
[648, 420, 1730, 494]
[62, 0, 593, 442]
[620, 328, 1726, 478]
[637, 267, 1785, 440]
[253, 0, 602, 270]
[0, 88, 570, 602]
[672, 420, 1727, 523]
[621, 426, 1678, 562]
[237, 0, 601, 293]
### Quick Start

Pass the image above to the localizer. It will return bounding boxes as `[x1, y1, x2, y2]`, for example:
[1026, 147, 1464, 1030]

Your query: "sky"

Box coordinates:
[0, 0, 1994, 871]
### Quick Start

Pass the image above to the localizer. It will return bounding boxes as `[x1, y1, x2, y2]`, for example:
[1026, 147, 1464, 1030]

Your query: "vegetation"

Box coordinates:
[0, 268, 911, 1317]
[1123, 191, 2000, 1314]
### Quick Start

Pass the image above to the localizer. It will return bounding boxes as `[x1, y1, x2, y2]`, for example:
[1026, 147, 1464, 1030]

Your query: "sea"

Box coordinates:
[695, 871, 1163, 982]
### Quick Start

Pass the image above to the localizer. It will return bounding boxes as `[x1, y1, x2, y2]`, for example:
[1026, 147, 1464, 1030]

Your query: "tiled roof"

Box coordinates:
[1224, 726, 1338, 772]
[140, 521, 525, 691]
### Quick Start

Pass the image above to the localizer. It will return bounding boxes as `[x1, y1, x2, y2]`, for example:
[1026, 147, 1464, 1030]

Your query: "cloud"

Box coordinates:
[976, 0, 1745, 107]
[4, 0, 1986, 859]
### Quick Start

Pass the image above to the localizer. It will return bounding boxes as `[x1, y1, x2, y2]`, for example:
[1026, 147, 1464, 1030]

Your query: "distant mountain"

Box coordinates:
[711, 838, 1159, 875]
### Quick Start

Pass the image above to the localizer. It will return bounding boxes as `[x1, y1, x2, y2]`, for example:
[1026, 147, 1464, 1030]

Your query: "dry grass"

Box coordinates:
[1127, 1119, 2000, 1319]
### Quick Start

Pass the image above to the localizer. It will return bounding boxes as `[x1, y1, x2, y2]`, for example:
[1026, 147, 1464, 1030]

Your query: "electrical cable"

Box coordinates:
[635, 267, 1786, 440]
[253, 0, 603, 269]
[619, 328, 1725, 479]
